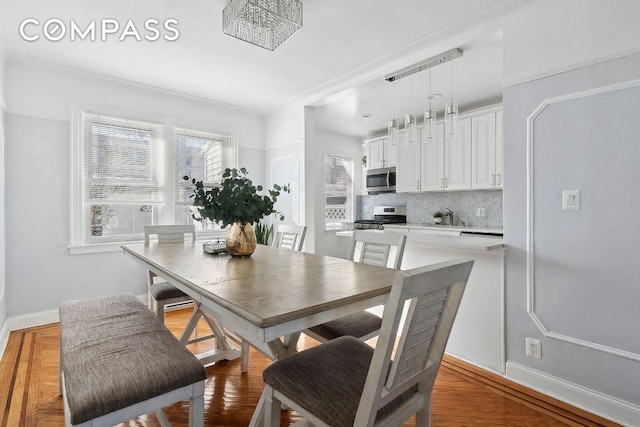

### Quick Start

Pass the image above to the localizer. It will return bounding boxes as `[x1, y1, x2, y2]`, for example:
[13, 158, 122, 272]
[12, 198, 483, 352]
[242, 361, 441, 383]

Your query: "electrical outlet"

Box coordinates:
[526, 337, 542, 360]
[475, 207, 485, 217]
[363, 206, 368, 214]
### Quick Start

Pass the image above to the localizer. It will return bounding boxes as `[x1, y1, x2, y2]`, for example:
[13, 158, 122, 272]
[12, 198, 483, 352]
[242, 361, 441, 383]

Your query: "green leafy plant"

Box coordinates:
[183, 167, 290, 228]
[433, 211, 444, 218]
[254, 223, 274, 245]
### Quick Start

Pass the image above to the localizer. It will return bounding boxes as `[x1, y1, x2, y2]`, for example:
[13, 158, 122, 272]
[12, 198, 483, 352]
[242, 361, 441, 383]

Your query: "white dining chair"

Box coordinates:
[271, 224, 307, 251]
[305, 230, 407, 343]
[252, 258, 474, 427]
[144, 224, 197, 322]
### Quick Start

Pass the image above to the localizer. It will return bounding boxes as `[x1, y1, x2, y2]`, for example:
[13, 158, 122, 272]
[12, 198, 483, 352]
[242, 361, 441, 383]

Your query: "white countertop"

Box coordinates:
[337, 225, 504, 251]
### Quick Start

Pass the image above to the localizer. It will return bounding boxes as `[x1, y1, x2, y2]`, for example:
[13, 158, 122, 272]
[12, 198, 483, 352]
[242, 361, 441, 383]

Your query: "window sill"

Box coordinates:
[68, 231, 228, 255]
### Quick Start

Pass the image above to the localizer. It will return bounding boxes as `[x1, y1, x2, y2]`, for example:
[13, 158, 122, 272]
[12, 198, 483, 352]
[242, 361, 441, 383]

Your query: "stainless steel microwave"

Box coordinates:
[366, 167, 396, 194]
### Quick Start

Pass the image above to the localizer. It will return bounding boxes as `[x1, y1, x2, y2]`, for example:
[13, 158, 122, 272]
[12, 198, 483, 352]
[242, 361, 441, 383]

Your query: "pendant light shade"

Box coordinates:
[423, 68, 436, 140]
[388, 81, 398, 145]
[445, 61, 458, 136]
[405, 75, 416, 145]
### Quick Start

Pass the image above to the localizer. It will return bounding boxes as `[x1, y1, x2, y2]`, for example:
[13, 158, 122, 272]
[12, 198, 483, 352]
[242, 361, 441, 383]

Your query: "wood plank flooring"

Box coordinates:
[0, 308, 619, 426]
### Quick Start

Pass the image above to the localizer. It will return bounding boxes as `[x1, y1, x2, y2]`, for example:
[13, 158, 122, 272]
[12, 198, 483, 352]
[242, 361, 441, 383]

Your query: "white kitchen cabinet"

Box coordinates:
[365, 138, 385, 169]
[420, 122, 445, 191]
[471, 109, 504, 189]
[445, 117, 472, 190]
[364, 136, 396, 169]
[420, 119, 471, 191]
[396, 130, 422, 192]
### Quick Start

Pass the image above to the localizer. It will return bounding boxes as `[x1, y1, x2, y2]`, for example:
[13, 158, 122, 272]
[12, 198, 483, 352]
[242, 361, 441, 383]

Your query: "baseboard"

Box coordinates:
[0, 320, 9, 363]
[7, 309, 59, 331]
[506, 361, 640, 426]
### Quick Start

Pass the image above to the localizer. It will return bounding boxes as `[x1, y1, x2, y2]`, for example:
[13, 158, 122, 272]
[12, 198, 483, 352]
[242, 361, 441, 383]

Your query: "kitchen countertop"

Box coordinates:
[337, 224, 504, 251]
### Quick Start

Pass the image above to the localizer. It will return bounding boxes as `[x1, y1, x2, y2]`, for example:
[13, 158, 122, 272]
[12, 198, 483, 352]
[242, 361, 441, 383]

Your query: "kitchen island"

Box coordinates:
[337, 225, 505, 374]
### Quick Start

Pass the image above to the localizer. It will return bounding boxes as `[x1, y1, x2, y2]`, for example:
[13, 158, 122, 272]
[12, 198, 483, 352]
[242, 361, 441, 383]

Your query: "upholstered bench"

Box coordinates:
[59, 293, 207, 427]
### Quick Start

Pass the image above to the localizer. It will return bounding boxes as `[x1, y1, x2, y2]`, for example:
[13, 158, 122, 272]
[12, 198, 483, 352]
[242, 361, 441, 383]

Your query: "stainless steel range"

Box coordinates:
[354, 206, 407, 230]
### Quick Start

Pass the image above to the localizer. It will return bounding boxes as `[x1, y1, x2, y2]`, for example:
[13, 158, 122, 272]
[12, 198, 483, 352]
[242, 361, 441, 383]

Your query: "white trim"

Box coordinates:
[526, 78, 640, 362]
[0, 320, 9, 362]
[504, 47, 640, 90]
[6, 308, 59, 331]
[506, 362, 640, 427]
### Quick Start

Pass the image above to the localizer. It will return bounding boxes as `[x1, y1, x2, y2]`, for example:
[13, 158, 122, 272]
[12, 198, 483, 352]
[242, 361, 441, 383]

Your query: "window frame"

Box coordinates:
[323, 151, 355, 231]
[70, 108, 236, 254]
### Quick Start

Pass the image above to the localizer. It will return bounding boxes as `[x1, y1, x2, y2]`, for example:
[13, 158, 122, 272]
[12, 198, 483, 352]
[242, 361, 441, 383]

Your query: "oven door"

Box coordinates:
[366, 167, 396, 193]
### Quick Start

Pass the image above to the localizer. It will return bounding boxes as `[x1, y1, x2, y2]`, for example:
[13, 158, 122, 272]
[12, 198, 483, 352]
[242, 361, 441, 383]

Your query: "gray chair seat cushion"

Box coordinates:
[150, 281, 189, 300]
[307, 311, 382, 340]
[263, 336, 414, 427]
[59, 293, 206, 425]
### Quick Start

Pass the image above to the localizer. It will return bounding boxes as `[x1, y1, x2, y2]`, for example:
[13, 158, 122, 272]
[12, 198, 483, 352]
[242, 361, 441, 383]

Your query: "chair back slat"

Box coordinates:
[144, 225, 196, 244]
[350, 231, 407, 269]
[354, 258, 474, 426]
[272, 225, 307, 251]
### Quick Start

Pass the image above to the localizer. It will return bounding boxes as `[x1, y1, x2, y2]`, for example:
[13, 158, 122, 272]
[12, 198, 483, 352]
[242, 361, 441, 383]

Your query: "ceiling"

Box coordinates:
[0, 0, 518, 139]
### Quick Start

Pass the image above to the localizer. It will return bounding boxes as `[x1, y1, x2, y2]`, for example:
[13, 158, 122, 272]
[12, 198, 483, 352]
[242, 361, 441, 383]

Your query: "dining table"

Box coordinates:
[121, 241, 398, 366]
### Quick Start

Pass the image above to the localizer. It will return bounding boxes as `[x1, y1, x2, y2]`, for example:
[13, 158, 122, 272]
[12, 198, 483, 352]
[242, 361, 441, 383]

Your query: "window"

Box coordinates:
[71, 112, 235, 253]
[174, 129, 234, 231]
[324, 153, 354, 230]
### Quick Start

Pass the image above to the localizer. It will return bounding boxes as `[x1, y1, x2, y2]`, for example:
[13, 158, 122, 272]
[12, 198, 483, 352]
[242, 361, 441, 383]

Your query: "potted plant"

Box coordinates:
[433, 211, 444, 225]
[184, 167, 289, 257]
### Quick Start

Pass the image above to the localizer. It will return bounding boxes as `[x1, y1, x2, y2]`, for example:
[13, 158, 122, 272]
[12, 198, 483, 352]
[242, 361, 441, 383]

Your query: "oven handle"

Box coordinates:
[386, 170, 390, 188]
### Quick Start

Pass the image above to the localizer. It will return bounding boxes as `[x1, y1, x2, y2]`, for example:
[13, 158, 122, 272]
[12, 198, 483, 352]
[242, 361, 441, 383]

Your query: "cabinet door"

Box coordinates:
[471, 112, 497, 189]
[495, 110, 503, 188]
[396, 130, 421, 192]
[445, 117, 472, 190]
[420, 122, 445, 191]
[383, 137, 397, 168]
[366, 139, 385, 169]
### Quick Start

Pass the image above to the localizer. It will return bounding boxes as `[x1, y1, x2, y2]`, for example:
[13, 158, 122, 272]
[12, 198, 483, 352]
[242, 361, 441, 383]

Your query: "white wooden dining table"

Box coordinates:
[121, 242, 397, 364]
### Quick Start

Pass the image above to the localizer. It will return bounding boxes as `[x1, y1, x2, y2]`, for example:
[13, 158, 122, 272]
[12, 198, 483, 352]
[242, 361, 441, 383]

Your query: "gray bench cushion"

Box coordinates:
[150, 281, 189, 300]
[59, 293, 206, 425]
[263, 336, 415, 427]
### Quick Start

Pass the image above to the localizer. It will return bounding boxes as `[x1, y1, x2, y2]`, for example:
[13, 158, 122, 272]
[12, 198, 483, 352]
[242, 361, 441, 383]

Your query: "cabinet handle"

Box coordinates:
[492, 174, 496, 186]
[441, 178, 444, 189]
[445, 178, 449, 188]
[497, 174, 501, 185]
[416, 180, 420, 190]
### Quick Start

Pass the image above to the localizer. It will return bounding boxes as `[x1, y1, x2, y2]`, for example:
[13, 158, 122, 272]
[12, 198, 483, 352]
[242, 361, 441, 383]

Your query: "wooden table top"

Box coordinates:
[122, 242, 397, 330]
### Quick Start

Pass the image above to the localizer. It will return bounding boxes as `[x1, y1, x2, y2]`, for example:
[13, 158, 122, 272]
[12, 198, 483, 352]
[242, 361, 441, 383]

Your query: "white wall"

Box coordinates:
[0, 47, 7, 353]
[503, 1, 640, 423]
[3, 59, 267, 318]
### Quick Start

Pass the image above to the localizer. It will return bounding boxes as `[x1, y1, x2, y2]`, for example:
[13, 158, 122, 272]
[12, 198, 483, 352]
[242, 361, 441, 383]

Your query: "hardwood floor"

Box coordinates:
[0, 308, 618, 427]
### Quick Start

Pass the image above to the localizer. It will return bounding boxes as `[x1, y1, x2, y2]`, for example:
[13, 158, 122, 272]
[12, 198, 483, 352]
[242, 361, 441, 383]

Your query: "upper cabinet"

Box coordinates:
[471, 108, 504, 189]
[445, 117, 472, 190]
[396, 130, 421, 192]
[364, 136, 396, 169]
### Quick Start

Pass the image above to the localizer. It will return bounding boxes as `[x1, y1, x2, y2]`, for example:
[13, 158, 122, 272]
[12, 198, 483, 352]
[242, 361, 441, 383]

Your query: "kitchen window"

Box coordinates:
[70, 112, 235, 253]
[324, 153, 354, 230]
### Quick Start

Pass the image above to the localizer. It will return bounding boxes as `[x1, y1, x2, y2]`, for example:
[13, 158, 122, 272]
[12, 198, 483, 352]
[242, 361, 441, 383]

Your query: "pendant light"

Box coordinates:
[423, 67, 436, 140]
[445, 61, 458, 136]
[387, 80, 398, 145]
[404, 75, 416, 145]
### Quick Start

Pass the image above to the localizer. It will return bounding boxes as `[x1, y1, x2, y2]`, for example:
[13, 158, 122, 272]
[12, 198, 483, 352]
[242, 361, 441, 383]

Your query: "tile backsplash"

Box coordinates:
[357, 190, 503, 228]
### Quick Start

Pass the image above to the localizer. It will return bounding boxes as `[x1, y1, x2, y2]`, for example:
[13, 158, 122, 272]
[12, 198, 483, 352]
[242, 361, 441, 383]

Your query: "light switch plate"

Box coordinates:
[562, 190, 580, 210]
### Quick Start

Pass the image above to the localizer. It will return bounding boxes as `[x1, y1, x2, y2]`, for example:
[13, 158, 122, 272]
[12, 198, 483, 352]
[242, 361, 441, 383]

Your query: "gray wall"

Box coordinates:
[358, 190, 503, 228]
[4, 114, 266, 317]
[504, 52, 640, 406]
[0, 109, 6, 329]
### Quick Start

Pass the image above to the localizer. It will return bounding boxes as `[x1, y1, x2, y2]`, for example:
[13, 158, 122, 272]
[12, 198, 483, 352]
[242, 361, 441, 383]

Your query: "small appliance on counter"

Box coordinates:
[354, 206, 406, 230]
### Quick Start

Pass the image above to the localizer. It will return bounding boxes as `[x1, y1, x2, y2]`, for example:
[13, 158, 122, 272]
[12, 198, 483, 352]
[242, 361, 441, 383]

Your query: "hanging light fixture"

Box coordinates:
[445, 61, 458, 136]
[404, 75, 416, 145]
[423, 67, 437, 140]
[222, 0, 303, 51]
[387, 80, 398, 145]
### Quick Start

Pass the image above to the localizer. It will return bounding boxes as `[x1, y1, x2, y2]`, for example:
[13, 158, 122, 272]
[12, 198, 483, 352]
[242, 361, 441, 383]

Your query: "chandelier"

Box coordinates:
[223, 0, 303, 51]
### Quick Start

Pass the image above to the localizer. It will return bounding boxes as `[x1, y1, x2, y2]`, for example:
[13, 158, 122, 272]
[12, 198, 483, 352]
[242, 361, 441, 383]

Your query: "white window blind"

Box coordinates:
[174, 128, 233, 228]
[83, 113, 163, 204]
